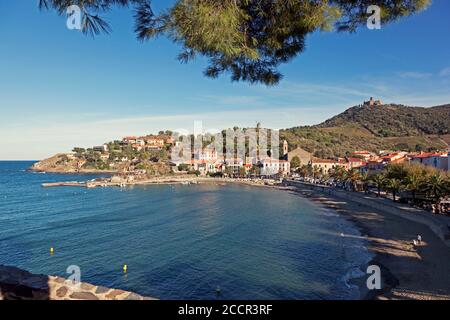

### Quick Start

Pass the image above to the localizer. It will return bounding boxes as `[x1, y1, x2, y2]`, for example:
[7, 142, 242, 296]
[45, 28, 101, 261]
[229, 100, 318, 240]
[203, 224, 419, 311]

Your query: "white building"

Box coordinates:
[225, 158, 244, 175]
[194, 148, 218, 162]
[93, 144, 108, 153]
[260, 158, 290, 176]
[411, 152, 448, 171]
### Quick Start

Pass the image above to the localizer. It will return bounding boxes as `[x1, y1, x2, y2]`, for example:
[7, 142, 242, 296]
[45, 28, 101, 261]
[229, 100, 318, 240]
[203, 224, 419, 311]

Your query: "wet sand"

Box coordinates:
[290, 185, 450, 300]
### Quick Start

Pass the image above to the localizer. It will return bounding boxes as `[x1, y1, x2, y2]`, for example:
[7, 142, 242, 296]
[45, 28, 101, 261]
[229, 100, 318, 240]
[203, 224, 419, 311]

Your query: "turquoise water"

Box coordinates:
[0, 161, 371, 300]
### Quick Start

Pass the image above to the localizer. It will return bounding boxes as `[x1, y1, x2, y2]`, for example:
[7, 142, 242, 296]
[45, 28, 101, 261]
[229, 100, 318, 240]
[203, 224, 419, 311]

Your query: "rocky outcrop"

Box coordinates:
[0, 265, 156, 300]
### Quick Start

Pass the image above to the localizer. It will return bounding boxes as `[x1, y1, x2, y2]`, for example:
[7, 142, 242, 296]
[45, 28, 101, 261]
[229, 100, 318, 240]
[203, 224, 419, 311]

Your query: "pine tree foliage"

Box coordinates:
[39, 0, 431, 85]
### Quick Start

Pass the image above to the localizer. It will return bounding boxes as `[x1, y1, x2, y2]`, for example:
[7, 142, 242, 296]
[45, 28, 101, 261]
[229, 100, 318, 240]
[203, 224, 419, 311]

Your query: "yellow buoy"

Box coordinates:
[50, 247, 54, 255]
[123, 264, 128, 273]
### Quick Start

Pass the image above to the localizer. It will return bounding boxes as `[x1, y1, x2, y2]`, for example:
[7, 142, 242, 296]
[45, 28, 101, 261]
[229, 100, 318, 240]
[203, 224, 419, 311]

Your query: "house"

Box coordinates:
[144, 136, 165, 150]
[188, 160, 217, 175]
[225, 158, 244, 175]
[360, 152, 406, 173]
[351, 151, 374, 161]
[411, 152, 448, 171]
[364, 159, 385, 172]
[441, 155, 449, 171]
[157, 135, 175, 145]
[194, 148, 218, 162]
[345, 157, 366, 169]
[122, 136, 137, 144]
[380, 152, 407, 164]
[310, 158, 345, 174]
[93, 144, 108, 153]
[135, 139, 145, 146]
[260, 158, 290, 176]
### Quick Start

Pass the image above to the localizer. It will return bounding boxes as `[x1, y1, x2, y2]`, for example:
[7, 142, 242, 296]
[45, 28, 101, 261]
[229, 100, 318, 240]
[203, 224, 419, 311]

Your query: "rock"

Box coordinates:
[80, 283, 95, 291]
[124, 293, 142, 300]
[1, 265, 156, 300]
[54, 277, 66, 284]
[105, 289, 125, 300]
[69, 291, 99, 300]
[95, 286, 110, 294]
[22, 276, 48, 290]
[56, 286, 68, 298]
[32, 290, 49, 300]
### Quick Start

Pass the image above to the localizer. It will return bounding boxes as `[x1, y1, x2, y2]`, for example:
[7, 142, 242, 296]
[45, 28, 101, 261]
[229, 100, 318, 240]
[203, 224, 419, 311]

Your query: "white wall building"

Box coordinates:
[411, 152, 448, 171]
[260, 158, 290, 176]
[194, 148, 218, 162]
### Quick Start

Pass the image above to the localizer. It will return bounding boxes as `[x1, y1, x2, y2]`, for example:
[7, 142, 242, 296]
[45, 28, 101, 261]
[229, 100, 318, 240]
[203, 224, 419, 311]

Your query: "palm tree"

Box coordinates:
[385, 178, 403, 202]
[344, 168, 361, 192]
[360, 172, 371, 193]
[298, 165, 309, 178]
[404, 171, 424, 203]
[371, 173, 386, 197]
[423, 173, 450, 212]
[312, 166, 321, 180]
[331, 166, 346, 183]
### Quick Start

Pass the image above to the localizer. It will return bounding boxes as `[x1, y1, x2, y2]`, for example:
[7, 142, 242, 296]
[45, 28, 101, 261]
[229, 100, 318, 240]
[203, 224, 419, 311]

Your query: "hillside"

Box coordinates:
[318, 104, 450, 137]
[281, 103, 450, 158]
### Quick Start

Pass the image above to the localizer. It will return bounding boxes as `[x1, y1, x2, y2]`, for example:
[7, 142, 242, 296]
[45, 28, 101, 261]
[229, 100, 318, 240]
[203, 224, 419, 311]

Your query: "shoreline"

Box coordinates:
[286, 182, 450, 300]
[0, 265, 156, 300]
[30, 172, 450, 300]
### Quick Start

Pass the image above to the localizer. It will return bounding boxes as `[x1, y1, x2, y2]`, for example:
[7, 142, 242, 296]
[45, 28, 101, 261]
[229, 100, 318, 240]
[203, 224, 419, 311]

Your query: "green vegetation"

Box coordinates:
[39, 0, 429, 85]
[319, 104, 450, 136]
[290, 156, 301, 170]
[299, 161, 450, 214]
[281, 104, 450, 158]
[367, 164, 449, 213]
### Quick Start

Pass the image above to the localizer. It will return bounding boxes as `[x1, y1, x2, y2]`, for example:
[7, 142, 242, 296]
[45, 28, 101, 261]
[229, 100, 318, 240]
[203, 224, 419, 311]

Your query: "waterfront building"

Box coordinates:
[310, 158, 345, 174]
[411, 152, 449, 171]
[260, 158, 290, 176]
[194, 148, 218, 162]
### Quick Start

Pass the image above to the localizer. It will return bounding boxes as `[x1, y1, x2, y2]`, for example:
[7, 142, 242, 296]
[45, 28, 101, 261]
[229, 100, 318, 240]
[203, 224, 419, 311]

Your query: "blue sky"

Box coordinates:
[1, 0, 450, 160]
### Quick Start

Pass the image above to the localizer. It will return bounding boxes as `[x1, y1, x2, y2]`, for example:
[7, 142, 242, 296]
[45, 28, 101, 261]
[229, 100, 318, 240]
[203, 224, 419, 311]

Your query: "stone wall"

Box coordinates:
[0, 265, 156, 300]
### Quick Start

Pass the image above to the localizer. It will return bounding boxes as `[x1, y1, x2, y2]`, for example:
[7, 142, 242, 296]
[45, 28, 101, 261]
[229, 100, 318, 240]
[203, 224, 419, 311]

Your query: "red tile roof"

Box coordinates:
[412, 153, 443, 159]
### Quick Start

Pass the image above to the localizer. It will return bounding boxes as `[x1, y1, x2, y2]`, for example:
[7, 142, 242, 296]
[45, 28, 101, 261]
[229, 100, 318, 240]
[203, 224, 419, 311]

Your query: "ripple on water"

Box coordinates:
[0, 161, 372, 300]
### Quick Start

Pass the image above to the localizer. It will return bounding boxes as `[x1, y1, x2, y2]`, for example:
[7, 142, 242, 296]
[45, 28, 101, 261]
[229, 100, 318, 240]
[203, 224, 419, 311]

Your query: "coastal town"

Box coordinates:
[32, 123, 450, 216]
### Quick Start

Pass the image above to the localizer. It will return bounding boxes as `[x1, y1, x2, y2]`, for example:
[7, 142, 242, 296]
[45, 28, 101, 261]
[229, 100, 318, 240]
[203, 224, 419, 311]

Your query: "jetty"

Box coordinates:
[42, 181, 87, 188]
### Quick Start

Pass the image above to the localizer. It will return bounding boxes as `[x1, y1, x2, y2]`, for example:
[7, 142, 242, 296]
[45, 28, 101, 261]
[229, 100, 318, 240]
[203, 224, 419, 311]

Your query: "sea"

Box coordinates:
[0, 161, 372, 300]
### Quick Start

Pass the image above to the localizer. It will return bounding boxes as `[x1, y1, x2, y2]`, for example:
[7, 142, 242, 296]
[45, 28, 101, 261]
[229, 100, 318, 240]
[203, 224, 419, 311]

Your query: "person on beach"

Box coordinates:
[417, 235, 422, 245]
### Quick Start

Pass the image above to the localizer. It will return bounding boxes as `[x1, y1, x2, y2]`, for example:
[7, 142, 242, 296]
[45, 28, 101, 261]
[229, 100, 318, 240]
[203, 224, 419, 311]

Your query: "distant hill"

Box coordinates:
[280, 103, 450, 159]
[318, 103, 450, 137]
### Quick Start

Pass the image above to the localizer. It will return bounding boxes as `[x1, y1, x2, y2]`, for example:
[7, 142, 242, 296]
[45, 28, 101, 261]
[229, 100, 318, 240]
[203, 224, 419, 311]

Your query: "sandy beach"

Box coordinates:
[40, 175, 450, 300]
[289, 184, 450, 300]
